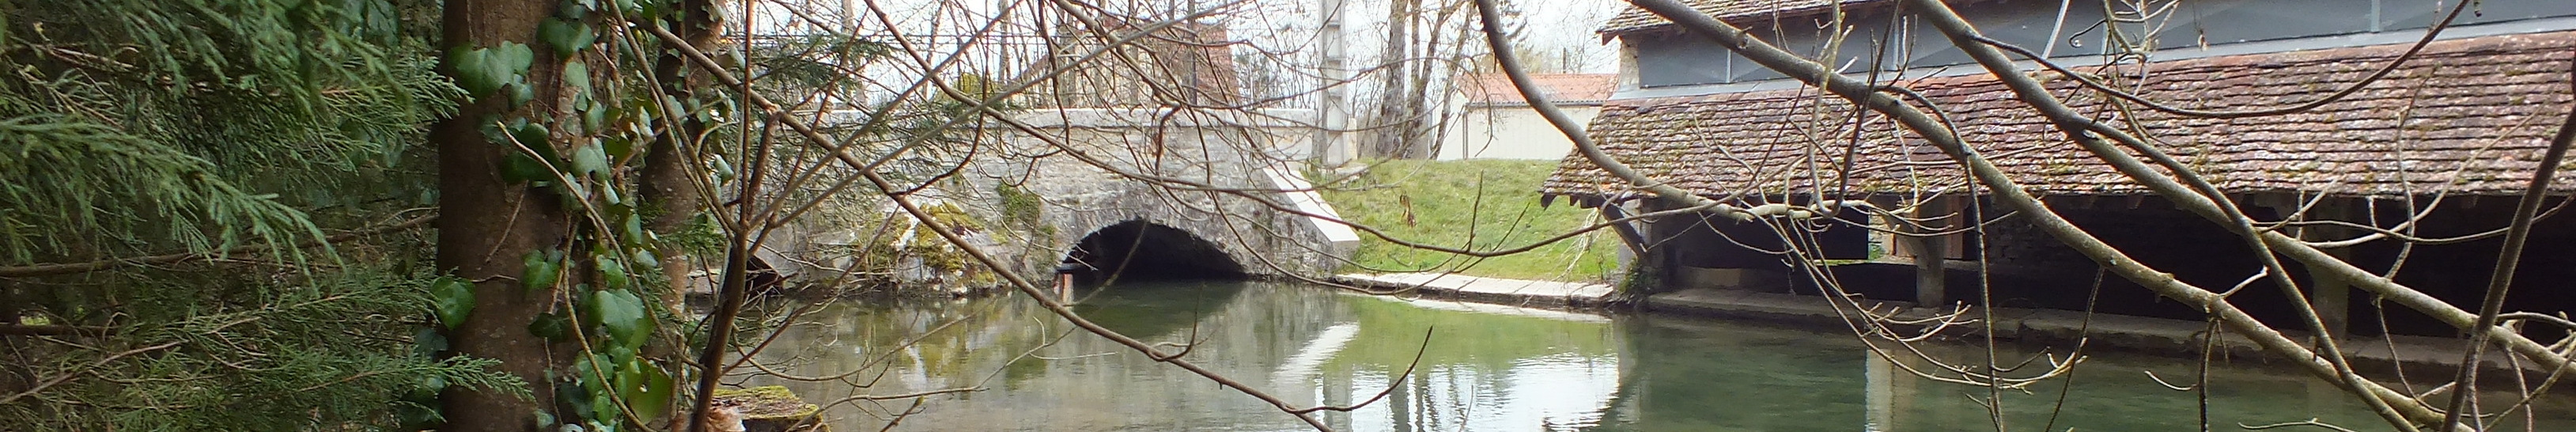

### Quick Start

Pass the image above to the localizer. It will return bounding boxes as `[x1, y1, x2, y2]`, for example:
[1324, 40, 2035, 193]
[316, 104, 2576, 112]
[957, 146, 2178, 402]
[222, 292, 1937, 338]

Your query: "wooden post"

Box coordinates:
[2309, 199, 2355, 342]
[2263, 193, 2351, 343]
[1900, 197, 1950, 306]
[1055, 263, 1081, 303]
[1625, 200, 1680, 296]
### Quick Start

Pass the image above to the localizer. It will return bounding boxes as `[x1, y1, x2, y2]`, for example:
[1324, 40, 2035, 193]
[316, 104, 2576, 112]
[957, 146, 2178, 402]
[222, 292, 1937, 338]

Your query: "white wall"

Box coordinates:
[1436, 105, 1600, 161]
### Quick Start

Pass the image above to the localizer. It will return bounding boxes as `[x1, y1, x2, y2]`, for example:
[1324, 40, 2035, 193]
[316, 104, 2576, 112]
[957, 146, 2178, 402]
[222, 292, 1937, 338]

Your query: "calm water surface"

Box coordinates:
[747, 280, 2572, 431]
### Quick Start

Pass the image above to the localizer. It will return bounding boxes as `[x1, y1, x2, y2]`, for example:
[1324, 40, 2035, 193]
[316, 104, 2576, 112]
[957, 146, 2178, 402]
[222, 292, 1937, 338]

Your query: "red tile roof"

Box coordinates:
[1030, 20, 1240, 107]
[1458, 73, 1617, 106]
[1600, 0, 1885, 36]
[1543, 31, 2576, 199]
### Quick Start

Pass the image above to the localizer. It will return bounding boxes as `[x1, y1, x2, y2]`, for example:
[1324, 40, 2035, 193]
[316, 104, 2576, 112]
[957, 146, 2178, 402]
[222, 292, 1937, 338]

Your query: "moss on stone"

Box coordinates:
[711, 385, 824, 432]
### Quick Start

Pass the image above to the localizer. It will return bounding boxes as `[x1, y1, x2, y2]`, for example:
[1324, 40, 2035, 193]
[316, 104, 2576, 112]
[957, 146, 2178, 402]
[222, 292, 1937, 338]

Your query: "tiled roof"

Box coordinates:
[1458, 73, 1617, 107]
[1599, 0, 1883, 36]
[1030, 21, 1240, 107]
[1542, 31, 2576, 199]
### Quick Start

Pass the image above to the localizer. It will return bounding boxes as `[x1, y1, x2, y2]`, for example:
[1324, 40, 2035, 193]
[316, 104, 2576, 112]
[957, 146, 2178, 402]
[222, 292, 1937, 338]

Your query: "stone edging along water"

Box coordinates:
[1328, 273, 1617, 308]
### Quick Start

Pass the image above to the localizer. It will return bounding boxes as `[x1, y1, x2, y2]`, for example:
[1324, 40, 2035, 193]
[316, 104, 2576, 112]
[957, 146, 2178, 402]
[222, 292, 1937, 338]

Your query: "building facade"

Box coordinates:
[1439, 73, 1614, 160]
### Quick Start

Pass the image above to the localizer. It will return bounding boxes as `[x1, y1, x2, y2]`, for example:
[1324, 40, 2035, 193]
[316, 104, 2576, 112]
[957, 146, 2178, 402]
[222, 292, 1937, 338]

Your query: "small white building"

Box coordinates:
[1436, 73, 1613, 161]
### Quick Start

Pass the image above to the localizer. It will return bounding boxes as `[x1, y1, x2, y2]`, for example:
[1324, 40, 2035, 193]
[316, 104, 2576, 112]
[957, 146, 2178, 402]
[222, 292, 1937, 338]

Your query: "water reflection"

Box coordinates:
[747, 281, 2573, 431]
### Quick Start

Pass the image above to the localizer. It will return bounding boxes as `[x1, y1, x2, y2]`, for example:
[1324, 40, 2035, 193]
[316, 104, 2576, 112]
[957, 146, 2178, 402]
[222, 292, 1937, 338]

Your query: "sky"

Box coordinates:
[736, 0, 1631, 105]
[1225, 0, 1625, 74]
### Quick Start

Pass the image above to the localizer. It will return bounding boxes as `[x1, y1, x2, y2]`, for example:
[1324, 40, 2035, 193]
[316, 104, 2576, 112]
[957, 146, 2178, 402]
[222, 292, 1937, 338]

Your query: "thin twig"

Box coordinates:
[2438, 49, 2576, 432]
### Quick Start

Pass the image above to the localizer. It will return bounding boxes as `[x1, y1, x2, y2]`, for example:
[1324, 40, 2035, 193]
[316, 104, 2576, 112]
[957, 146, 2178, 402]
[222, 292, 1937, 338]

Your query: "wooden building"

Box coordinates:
[1542, 0, 2576, 339]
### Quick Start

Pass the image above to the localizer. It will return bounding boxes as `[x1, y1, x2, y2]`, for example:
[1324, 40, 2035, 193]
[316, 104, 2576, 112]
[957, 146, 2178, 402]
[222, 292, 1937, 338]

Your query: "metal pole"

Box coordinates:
[1313, 0, 1349, 166]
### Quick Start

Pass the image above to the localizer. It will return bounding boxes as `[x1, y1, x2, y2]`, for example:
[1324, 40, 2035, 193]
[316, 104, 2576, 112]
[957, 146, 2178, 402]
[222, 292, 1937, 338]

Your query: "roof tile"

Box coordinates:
[1458, 73, 1617, 106]
[1600, 0, 1883, 35]
[1543, 31, 2576, 199]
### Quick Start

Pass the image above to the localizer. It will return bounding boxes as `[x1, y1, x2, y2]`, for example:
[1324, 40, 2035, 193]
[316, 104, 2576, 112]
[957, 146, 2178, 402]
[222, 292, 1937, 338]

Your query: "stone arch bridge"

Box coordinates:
[708, 108, 1354, 295]
[992, 108, 1358, 282]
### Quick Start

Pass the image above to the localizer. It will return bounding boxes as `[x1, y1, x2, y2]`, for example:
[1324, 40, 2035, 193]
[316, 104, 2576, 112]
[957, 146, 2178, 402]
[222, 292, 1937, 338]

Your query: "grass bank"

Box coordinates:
[1317, 159, 1624, 282]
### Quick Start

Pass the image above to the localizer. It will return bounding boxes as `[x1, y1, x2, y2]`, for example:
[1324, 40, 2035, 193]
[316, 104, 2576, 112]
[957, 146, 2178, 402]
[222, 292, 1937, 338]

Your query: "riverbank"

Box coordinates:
[1317, 160, 1622, 282]
[1337, 271, 2560, 382]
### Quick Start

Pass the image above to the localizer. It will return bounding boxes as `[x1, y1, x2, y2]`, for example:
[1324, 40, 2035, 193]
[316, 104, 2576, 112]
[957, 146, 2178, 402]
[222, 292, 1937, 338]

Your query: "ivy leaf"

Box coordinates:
[505, 119, 569, 178]
[600, 183, 624, 206]
[597, 254, 632, 290]
[558, 0, 593, 20]
[618, 359, 675, 420]
[539, 19, 599, 59]
[710, 155, 736, 182]
[601, 135, 634, 161]
[581, 99, 608, 134]
[571, 143, 609, 177]
[395, 400, 444, 429]
[493, 42, 535, 72]
[558, 179, 592, 204]
[573, 353, 611, 387]
[529, 312, 571, 340]
[411, 327, 448, 358]
[501, 153, 550, 184]
[504, 81, 537, 107]
[559, 375, 598, 421]
[631, 248, 660, 271]
[429, 276, 475, 330]
[420, 374, 448, 396]
[565, 61, 592, 93]
[615, 0, 653, 18]
[524, 251, 563, 292]
[585, 289, 650, 348]
[505, 119, 550, 150]
[446, 46, 501, 96]
[447, 43, 535, 97]
[626, 102, 657, 135]
[622, 213, 647, 244]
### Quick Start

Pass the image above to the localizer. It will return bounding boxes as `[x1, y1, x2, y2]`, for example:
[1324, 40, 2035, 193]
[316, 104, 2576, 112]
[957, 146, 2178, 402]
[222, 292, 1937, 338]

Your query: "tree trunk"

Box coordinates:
[1368, 0, 1417, 158]
[435, 0, 568, 430]
[641, 0, 717, 424]
[645, 0, 715, 305]
[1400, 13, 1443, 159]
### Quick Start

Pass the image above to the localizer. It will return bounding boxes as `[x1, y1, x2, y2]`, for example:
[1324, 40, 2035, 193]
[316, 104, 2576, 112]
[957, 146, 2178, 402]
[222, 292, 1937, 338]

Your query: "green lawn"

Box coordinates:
[1316, 159, 1625, 282]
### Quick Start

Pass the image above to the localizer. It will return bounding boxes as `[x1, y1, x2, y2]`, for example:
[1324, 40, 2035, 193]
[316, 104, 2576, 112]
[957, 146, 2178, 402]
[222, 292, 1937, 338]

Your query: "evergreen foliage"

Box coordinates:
[0, 0, 455, 263]
[4, 267, 524, 430]
[1, 1, 513, 430]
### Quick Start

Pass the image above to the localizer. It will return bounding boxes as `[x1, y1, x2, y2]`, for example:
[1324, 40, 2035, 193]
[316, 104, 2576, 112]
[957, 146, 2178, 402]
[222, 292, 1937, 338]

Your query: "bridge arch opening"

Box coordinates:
[1063, 220, 1246, 282]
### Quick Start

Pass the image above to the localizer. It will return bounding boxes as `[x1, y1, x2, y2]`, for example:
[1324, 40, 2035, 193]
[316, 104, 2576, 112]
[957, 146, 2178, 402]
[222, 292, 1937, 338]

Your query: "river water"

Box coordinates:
[747, 280, 2571, 431]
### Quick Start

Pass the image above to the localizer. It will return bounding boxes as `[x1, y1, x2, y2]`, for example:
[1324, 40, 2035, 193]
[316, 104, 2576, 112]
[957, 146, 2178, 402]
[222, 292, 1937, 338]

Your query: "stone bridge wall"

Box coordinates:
[974, 108, 1354, 279]
[760, 108, 1353, 293]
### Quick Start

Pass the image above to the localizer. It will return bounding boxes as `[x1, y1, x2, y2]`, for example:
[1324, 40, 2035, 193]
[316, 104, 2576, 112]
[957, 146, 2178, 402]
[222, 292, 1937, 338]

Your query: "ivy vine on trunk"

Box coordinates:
[432, 0, 701, 430]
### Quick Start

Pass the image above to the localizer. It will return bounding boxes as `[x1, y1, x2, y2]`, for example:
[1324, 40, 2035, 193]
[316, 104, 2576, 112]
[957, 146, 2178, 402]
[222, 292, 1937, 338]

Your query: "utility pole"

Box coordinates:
[1313, 0, 1350, 167]
[845, 0, 860, 29]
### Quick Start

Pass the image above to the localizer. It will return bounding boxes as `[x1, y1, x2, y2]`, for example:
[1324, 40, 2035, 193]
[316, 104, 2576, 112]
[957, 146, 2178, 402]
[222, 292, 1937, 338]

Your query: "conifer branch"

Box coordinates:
[0, 214, 437, 278]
